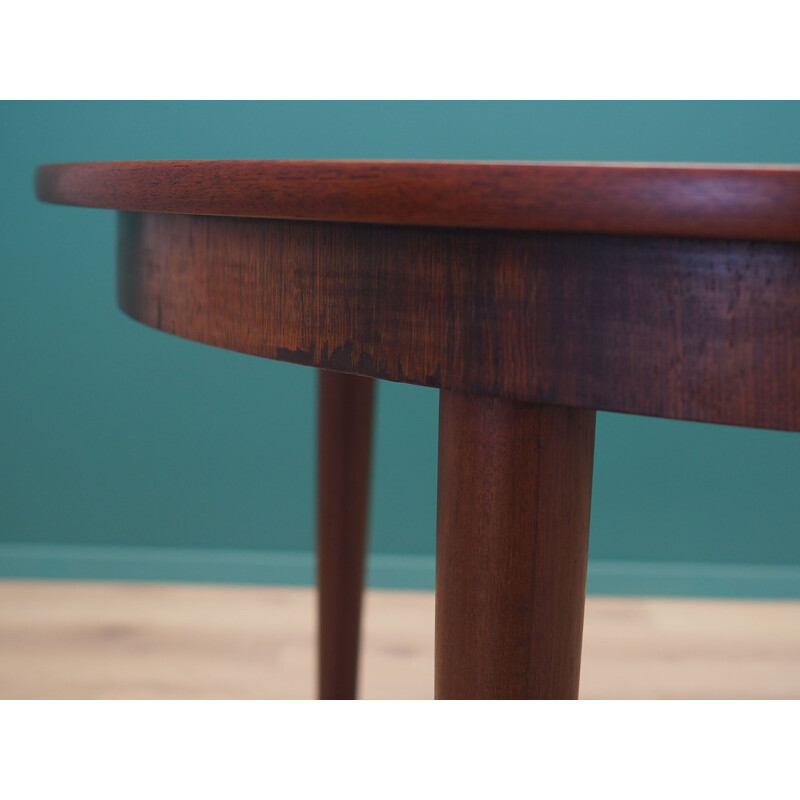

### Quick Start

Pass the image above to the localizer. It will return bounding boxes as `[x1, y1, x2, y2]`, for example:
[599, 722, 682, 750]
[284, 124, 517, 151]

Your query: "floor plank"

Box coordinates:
[0, 580, 798, 699]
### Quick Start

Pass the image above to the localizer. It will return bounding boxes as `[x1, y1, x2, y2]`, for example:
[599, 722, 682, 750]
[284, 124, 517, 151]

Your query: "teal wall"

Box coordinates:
[2, 101, 800, 595]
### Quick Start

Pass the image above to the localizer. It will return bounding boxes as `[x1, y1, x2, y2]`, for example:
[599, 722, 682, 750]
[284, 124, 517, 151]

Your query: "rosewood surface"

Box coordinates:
[116, 212, 800, 431]
[317, 371, 374, 699]
[435, 393, 595, 699]
[35, 159, 800, 701]
[37, 159, 800, 242]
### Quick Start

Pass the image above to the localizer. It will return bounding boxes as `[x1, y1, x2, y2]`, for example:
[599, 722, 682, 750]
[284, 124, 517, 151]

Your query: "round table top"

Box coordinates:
[36, 159, 800, 242]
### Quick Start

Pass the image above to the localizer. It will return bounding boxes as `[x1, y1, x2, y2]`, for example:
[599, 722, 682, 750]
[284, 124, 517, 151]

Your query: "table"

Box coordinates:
[36, 160, 800, 699]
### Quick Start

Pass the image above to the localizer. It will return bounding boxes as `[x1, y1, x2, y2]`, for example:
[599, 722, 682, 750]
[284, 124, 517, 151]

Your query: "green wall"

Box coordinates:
[2, 101, 800, 595]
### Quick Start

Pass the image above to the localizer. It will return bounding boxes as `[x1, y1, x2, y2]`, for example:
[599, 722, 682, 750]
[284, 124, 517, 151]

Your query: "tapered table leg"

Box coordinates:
[435, 391, 596, 699]
[317, 371, 375, 699]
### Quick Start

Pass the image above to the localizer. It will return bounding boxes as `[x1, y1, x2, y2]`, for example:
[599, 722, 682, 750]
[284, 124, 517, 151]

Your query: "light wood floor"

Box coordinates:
[1, 580, 798, 699]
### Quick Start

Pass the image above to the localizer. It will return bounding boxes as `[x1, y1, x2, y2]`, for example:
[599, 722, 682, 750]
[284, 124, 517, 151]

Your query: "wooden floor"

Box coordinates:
[1, 580, 798, 699]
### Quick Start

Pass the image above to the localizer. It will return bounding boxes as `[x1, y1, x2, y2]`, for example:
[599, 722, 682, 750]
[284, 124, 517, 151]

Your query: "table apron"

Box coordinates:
[117, 212, 800, 431]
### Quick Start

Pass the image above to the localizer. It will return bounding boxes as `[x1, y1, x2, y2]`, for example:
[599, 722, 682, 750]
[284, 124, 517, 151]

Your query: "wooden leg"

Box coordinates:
[317, 371, 375, 699]
[435, 391, 596, 699]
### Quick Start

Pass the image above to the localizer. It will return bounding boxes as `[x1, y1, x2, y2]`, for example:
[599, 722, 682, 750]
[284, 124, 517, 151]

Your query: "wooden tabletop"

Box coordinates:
[35, 159, 800, 432]
[36, 160, 800, 241]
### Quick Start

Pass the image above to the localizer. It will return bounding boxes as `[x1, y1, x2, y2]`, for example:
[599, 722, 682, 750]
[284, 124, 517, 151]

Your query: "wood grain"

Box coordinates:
[317, 371, 374, 699]
[36, 160, 800, 241]
[2, 581, 799, 699]
[435, 394, 596, 699]
[118, 212, 800, 431]
[33, 159, 800, 701]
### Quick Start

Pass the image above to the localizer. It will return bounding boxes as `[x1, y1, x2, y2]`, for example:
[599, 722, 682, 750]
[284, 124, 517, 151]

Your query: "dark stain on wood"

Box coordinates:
[117, 212, 800, 432]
